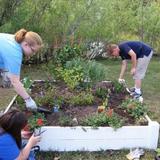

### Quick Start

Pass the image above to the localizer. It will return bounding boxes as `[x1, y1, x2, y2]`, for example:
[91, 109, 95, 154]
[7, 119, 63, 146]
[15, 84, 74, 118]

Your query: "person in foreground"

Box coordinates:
[0, 108, 41, 160]
[106, 41, 153, 99]
[0, 29, 43, 111]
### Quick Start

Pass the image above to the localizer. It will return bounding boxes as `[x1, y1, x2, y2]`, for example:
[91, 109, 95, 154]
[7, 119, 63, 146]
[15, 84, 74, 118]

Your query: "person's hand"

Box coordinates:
[28, 134, 41, 147]
[118, 78, 125, 84]
[130, 68, 136, 75]
[25, 97, 37, 111]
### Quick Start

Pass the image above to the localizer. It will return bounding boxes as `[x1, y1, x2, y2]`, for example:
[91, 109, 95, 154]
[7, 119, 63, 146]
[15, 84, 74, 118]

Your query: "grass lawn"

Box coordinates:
[36, 150, 155, 160]
[0, 57, 159, 159]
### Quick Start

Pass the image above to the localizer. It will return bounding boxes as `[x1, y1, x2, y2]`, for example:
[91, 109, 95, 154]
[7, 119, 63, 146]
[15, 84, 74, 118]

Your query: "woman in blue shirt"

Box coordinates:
[0, 109, 41, 160]
[0, 29, 43, 111]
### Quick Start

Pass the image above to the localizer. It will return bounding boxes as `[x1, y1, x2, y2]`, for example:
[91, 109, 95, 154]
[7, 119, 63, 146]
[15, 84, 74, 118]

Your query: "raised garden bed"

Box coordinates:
[5, 80, 159, 151]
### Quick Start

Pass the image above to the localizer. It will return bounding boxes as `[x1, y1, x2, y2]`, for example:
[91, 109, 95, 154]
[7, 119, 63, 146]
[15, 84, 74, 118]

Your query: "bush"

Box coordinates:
[69, 92, 94, 106]
[54, 44, 82, 66]
[121, 98, 148, 119]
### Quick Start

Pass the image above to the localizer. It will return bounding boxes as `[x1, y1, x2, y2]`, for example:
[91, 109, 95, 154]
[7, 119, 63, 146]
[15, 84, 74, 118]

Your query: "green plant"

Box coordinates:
[54, 44, 82, 66]
[81, 112, 108, 127]
[155, 148, 160, 157]
[28, 113, 47, 132]
[113, 80, 124, 93]
[121, 98, 148, 119]
[58, 114, 72, 126]
[35, 89, 56, 108]
[65, 58, 107, 84]
[81, 111, 123, 129]
[69, 92, 94, 106]
[86, 60, 107, 83]
[22, 77, 33, 91]
[15, 96, 25, 109]
[95, 87, 108, 99]
[59, 66, 84, 89]
[108, 113, 123, 129]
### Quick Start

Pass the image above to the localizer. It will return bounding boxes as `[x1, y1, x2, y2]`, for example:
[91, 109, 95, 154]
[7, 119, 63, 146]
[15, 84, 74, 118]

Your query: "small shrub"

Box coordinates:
[95, 87, 108, 99]
[121, 98, 148, 119]
[113, 80, 124, 93]
[81, 111, 123, 129]
[54, 44, 82, 66]
[66, 58, 107, 84]
[28, 113, 47, 132]
[69, 92, 94, 106]
[35, 89, 56, 108]
[59, 66, 84, 90]
[59, 114, 72, 126]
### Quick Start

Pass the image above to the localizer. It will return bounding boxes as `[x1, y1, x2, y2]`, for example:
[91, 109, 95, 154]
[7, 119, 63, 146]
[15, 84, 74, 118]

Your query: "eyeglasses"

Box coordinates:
[30, 45, 35, 53]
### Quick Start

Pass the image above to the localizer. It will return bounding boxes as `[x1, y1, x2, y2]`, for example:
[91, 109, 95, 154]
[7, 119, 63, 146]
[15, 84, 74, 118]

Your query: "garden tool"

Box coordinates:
[118, 79, 131, 93]
[37, 106, 52, 114]
[119, 80, 144, 103]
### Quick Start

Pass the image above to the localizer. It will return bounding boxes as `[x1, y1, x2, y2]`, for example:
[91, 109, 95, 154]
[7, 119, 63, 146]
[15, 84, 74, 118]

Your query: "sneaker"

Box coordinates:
[129, 87, 135, 93]
[130, 92, 142, 99]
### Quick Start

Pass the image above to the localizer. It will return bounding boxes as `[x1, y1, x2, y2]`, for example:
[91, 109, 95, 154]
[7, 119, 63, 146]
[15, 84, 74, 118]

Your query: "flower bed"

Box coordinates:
[5, 80, 159, 151]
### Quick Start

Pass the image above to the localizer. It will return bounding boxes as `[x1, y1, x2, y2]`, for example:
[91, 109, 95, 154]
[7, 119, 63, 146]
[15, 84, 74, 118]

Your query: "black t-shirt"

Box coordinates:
[119, 41, 152, 60]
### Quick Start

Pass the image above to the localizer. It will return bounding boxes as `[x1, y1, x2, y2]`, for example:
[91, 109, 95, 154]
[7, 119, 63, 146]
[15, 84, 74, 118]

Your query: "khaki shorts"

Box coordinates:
[133, 51, 153, 80]
[0, 70, 12, 88]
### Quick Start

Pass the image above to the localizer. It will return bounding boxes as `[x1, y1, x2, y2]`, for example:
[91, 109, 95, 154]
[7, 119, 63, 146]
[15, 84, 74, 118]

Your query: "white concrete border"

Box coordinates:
[38, 118, 159, 151]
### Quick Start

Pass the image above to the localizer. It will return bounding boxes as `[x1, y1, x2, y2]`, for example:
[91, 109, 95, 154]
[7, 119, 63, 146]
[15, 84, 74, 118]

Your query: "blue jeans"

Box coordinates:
[22, 140, 36, 160]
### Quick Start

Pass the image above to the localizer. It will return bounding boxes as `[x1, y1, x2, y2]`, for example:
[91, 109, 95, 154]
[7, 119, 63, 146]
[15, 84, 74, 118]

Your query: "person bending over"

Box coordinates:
[106, 41, 153, 99]
[0, 29, 43, 110]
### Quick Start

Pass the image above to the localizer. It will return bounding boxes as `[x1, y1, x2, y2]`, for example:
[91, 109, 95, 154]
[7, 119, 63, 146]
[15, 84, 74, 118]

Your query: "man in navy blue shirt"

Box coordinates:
[106, 41, 153, 99]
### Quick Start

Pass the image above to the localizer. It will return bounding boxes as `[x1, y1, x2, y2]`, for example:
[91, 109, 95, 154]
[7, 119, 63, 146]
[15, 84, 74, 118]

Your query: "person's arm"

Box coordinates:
[16, 134, 41, 160]
[119, 60, 127, 79]
[9, 74, 37, 110]
[128, 49, 137, 75]
[9, 74, 30, 100]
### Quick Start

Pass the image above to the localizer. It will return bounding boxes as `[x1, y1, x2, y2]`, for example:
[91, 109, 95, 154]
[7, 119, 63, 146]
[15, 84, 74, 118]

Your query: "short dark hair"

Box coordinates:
[0, 108, 27, 148]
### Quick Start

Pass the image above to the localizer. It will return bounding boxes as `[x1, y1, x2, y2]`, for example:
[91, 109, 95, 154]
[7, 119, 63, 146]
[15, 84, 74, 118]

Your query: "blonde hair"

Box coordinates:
[15, 28, 43, 47]
[106, 44, 118, 55]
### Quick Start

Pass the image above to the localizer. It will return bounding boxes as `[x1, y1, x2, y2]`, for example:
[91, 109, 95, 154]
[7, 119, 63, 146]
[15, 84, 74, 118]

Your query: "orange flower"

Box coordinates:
[97, 106, 105, 113]
[37, 118, 43, 126]
[106, 109, 113, 117]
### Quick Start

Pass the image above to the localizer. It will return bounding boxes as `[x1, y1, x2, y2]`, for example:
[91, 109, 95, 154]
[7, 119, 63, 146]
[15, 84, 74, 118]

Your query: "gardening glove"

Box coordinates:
[25, 97, 37, 111]
[118, 78, 125, 84]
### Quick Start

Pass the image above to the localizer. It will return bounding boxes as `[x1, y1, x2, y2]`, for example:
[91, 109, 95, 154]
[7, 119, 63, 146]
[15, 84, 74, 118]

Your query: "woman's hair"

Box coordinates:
[15, 28, 43, 47]
[106, 44, 118, 55]
[0, 108, 27, 149]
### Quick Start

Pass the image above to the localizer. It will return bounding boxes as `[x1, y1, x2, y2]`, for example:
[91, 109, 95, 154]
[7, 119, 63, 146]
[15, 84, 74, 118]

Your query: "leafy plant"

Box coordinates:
[59, 66, 84, 89]
[69, 92, 94, 106]
[65, 58, 107, 84]
[54, 44, 82, 66]
[95, 87, 108, 99]
[35, 89, 56, 108]
[113, 80, 124, 93]
[15, 96, 25, 109]
[121, 98, 148, 119]
[28, 113, 47, 132]
[155, 148, 160, 157]
[22, 77, 33, 91]
[81, 112, 108, 127]
[81, 111, 123, 129]
[59, 114, 72, 126]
